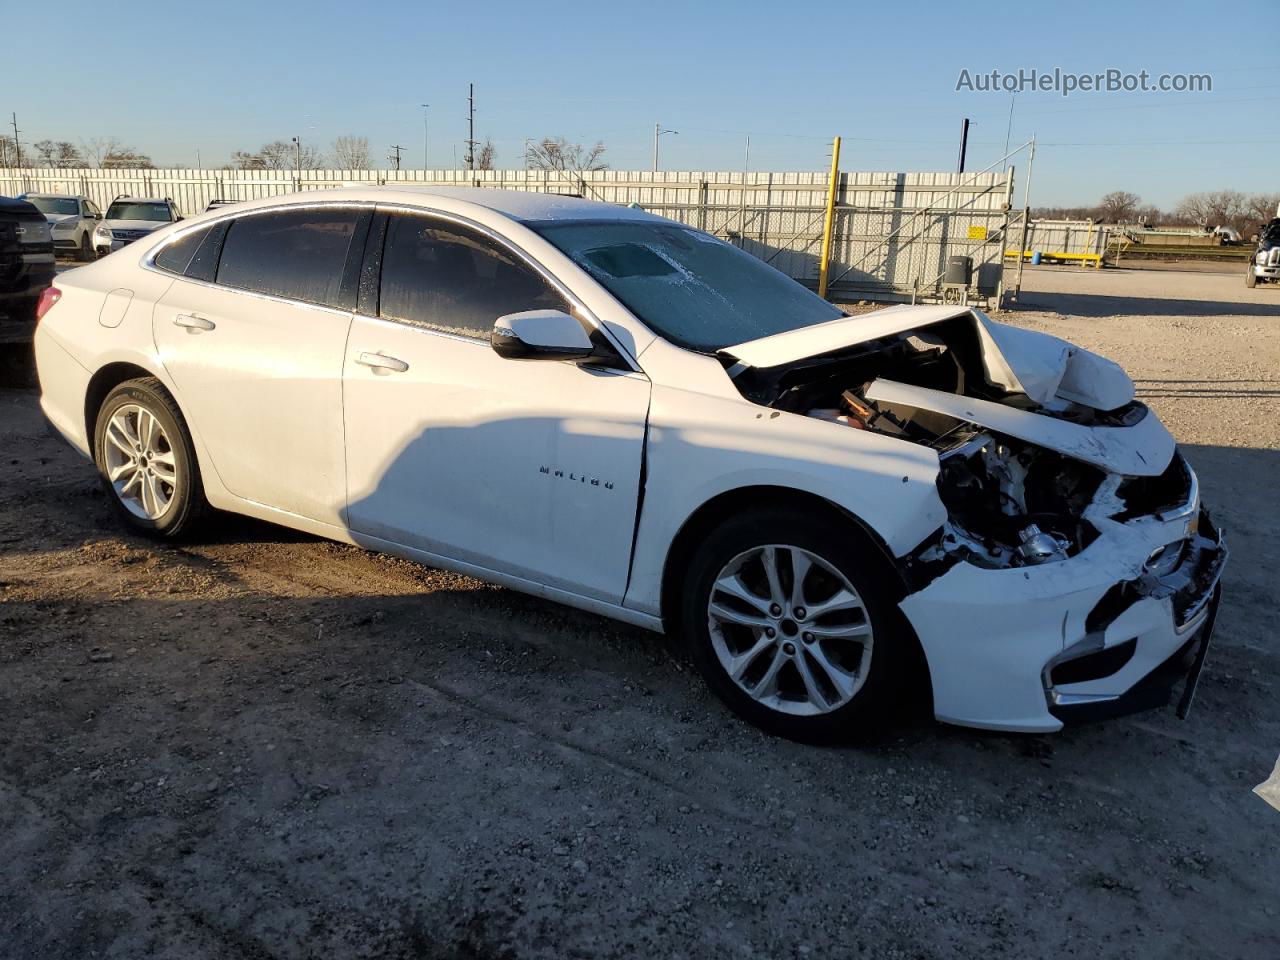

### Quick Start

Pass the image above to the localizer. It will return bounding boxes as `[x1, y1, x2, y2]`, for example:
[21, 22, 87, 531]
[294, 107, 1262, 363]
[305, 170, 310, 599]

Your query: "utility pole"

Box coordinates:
[957, 117, 970, 173]
[291, 135, 301, 185]
[464, 83, 477, 172]
[420, 103, 430, 172]
[11, 113, 22, 169]
[389, 144, 405, 170]
[653, 123, 677, 171]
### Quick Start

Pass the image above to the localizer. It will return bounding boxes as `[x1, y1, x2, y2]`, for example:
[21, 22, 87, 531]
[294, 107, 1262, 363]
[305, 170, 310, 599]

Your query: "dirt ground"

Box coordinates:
[1, 265, 1278, 959]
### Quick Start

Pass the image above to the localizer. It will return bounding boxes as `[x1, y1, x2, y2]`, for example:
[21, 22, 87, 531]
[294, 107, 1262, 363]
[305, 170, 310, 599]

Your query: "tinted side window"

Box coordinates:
[153, 225, 211, 275]
[379, 216, 568, 338]
[217, 209, 362, 309]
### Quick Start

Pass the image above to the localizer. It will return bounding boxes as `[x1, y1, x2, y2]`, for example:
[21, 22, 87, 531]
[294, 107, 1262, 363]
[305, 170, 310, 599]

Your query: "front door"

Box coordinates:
[342, 212, 650, 603]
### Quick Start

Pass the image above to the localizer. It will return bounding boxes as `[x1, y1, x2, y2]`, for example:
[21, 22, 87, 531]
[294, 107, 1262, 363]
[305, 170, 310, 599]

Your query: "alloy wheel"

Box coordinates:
[706, 544, 873, 716]
[102, 403, 178, 520]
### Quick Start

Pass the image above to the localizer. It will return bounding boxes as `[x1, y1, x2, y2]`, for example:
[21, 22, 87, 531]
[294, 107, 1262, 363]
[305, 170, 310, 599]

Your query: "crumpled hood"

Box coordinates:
[721, 304, 1135, 413]
[724, 304, 1175, 477]
[45, 214, 80, 227]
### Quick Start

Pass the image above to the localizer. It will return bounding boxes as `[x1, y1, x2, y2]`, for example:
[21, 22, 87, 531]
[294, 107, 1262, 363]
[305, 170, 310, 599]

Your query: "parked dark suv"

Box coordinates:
[0, 196, 57, 344]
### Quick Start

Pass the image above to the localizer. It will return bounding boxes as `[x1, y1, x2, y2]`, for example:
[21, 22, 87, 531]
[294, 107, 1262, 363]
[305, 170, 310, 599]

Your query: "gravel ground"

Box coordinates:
[1, 266, 1278, 959]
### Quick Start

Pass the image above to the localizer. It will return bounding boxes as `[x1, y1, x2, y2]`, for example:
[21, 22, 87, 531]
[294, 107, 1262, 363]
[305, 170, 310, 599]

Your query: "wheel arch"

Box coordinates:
[659, 485, 906, 621]
[658, 484, 933, 713]
[83, 361, 165, 444]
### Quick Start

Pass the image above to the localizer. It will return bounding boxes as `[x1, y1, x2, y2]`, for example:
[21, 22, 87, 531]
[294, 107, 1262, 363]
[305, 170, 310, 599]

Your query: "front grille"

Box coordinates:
[1269, 248, 1280, 267]
[113, 229, 150, 242]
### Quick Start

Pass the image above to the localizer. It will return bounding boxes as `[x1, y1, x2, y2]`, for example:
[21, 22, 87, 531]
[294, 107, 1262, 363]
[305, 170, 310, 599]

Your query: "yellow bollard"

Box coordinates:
[817, 136, 842, 300]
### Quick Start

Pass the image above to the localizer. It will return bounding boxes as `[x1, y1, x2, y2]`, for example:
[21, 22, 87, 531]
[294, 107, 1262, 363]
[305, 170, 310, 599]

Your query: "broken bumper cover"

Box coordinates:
[899, 507, 1228, 733]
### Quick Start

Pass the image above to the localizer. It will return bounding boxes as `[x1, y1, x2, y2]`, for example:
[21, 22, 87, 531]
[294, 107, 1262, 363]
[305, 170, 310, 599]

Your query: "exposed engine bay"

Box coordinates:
[725, 311, 1192, 571]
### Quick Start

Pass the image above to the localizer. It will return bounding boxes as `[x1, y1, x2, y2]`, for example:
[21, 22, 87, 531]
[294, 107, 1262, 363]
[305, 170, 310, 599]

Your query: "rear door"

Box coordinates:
[341, 211, 650, 602]
[152, 206, 370, 526]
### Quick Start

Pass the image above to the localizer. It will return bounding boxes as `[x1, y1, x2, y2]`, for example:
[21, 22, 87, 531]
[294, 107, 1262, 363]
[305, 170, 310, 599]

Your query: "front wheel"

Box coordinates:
[78, 232, 93, 261]
[93, 378, 207, 538]
[679, 508, 908, 742]
[1246, 269, 1257, 288]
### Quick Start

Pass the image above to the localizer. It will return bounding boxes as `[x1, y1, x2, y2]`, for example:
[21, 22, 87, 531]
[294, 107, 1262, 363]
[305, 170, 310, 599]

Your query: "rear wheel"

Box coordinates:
[93, 378, 207, 538]
[679, 507, 908, 742]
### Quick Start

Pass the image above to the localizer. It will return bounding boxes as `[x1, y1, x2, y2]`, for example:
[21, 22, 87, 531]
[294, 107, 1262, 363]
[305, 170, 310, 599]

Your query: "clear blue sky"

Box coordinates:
[5, 0, 1277, 208]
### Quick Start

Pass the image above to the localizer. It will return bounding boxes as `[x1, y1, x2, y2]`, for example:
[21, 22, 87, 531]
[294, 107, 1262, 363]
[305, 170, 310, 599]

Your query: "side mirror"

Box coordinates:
[491, 310, 594, 362]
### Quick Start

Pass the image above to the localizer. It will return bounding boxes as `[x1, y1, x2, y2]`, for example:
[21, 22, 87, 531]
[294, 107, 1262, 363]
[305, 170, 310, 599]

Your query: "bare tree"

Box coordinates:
[74, 137, 153, 168]
[0, 135, 17, 167]
[230, 140, 324, 170]
[331, 135, 370, 170]
[1132, 204, 1167, 226]
[104, 146, 153, 169]
[525, 136, 607, 173]
[1176, 190, 1248, 232]
[475, 138, 496, 171]
[80, 137, 122, 166]
[34, 140, 84, 167]
[1243, 193, 1280, 230]
[1097, 191, 1141, 223]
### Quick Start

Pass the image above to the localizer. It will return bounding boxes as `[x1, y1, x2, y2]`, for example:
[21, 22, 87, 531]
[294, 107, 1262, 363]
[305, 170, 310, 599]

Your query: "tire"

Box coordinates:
[93, 377, 207, 538]
[78, 232, 93, 262]
[1246, 269, 1257, 289]
[679, 507, 909, 743]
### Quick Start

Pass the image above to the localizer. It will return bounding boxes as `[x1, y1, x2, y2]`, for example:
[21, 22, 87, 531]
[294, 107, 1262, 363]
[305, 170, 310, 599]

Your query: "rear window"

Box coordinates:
[25, 197, 80, 216]
[106, 201, 172, 222]
[216, 209, 362, 309]
[153, 225, 212, 275]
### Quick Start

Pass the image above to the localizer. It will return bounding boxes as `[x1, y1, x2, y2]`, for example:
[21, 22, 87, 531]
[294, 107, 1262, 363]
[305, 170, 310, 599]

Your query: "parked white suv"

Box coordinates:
[21, 194, 103, 261]
[33, 187, 1227, 741]
[94, 196, 182, 255]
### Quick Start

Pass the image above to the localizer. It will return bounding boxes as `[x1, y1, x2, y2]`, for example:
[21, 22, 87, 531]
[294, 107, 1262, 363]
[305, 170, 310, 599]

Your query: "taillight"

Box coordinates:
[35, 286, 62, 321]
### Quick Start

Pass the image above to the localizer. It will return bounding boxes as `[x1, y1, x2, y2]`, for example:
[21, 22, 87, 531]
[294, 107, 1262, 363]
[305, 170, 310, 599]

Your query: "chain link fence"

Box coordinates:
[2, 166, 1015, 304]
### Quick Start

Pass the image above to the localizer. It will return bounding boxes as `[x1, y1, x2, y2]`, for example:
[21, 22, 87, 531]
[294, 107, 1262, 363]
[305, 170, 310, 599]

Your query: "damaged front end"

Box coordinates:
[722, 305, 1228, 732]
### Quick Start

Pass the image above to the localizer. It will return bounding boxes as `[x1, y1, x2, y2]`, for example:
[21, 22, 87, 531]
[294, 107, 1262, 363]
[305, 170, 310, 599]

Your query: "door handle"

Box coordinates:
[355, 351, 409, 373]
[174, 313, 216, 331]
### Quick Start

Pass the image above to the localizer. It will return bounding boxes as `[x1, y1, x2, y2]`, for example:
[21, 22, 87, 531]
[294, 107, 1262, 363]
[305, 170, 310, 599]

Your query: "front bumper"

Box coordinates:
[1252, 264, 1279, 279]
[900, 493, 1228, 733]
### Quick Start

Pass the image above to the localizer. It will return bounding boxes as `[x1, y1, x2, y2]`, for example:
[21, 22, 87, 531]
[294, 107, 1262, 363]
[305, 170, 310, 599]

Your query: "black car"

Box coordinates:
[0, 196, 57, 343]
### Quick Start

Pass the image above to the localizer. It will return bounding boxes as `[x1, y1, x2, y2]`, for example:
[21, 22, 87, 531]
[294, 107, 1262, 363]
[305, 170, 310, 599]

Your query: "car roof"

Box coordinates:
[111, 196, 172, 204]
[23, 193, 87, 199]
[0, 196, 42, 215]
[214, 185, 670, 226]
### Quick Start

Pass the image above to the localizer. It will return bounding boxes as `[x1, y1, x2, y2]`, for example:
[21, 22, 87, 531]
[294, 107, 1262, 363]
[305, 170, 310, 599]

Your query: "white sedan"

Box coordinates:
[33, 187, 1226, 740]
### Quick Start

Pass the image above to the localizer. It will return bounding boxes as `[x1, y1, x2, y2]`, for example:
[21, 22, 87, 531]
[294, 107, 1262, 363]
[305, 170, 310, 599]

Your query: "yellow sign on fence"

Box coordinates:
[967, 225, 988, 240]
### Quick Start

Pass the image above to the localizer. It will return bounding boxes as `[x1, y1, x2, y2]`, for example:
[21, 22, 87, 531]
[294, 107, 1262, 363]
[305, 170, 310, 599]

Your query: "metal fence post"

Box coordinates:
[817, 136, 842, 300]
[1014, 137, 1035, 299]
[995, 165, 1014, 308]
